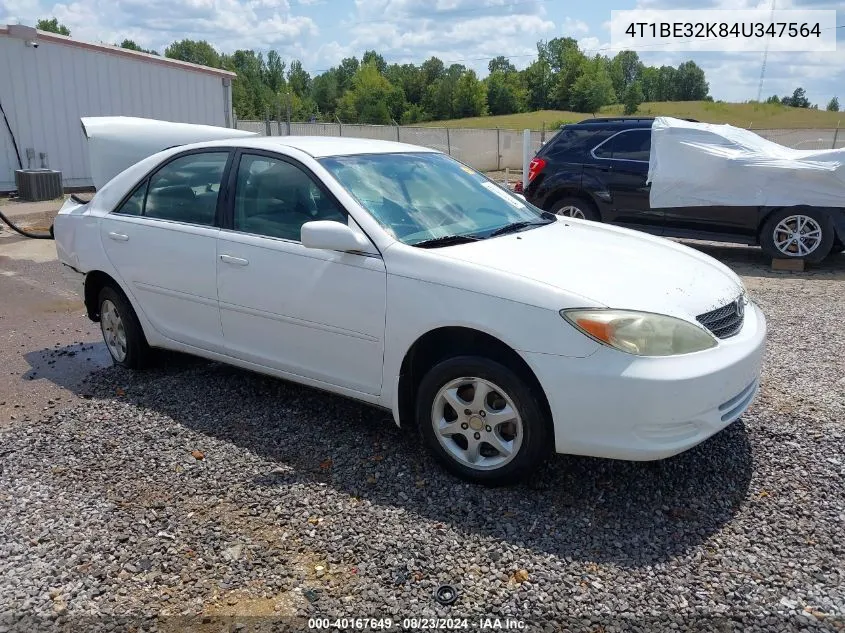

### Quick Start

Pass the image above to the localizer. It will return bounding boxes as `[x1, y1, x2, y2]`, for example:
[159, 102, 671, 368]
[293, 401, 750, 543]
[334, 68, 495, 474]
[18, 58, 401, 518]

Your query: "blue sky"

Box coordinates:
[3, 0, 843, 106]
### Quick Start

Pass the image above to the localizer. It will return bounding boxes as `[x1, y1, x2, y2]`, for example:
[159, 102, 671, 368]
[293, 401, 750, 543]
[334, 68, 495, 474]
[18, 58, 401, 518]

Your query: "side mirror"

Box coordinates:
[301, 220, 371, 253]
[514, 193, 526, 201]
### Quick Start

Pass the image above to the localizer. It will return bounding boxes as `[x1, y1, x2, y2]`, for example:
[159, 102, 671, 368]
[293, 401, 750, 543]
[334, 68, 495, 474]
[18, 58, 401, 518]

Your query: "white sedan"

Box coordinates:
[54, 117, 766, 485]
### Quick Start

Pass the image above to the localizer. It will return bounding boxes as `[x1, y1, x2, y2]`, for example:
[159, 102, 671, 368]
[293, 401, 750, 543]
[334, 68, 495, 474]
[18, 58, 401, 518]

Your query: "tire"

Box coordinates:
[97, 285, 150, 369]
[760, 208, 835, 264]
[416, 356, 552, 486]
[549, 196, 600, 222]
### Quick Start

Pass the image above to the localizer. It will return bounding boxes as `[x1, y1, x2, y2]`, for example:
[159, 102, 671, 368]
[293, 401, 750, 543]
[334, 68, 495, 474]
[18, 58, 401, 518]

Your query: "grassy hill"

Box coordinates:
[421, 101, 844, 130]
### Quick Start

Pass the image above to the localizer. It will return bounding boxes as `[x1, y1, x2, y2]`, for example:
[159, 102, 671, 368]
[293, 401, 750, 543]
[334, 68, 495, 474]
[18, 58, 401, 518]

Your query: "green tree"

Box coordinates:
[362, 50, 387, 75]
[336, 62, 396, 124]
[165, 39, 221, 68]
[36, 17, 70, 35]
[542, 37, 586, 109]
[569, 56, 616, 113]
[422, 64, 464, 120]
[610, 50, 642, 100]
[623, 81, 644, 115]
[264, 51, 286, 93]
[486, 70, 526, 115]
[335, 57, 360, 94]
[386, 63, 426, 106]
[118, 39, 158, 55]
[488, 55, 516, 74]
[788, 87, 810, 108]
[521, 57, 553, 110]
[675, 60, 709, 100]
[453, 70, 487, 118]
[765, 94, 781, 105]
[827, 96, 840, 112]
[287, 60, 311, 98]
[421, 56, 445, 85]
[311, 71, 339, 118]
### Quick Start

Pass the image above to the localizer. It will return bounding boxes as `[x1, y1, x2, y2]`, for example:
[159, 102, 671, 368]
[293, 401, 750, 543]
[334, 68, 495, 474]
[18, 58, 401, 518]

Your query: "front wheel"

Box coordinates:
[760, 208, 835, 263]
[416, 356, 552, 486]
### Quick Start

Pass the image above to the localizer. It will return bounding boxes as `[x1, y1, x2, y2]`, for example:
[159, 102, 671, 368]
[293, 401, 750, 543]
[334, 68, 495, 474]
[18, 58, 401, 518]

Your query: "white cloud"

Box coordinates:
[562, 16, 589, 36]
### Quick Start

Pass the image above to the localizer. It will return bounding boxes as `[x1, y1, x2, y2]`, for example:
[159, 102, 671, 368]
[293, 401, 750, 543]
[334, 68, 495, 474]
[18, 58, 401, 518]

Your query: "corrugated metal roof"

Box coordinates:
[0, 24, 237, 79]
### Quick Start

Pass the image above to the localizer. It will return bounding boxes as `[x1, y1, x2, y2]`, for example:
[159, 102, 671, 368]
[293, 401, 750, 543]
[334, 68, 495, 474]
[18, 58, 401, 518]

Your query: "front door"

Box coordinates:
[99, 150, 232, 351]
[215, 150, 387, 396]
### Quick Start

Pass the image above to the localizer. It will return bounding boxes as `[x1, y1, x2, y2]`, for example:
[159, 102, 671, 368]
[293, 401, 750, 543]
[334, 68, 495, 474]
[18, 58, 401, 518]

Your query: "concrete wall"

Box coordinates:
[0, 32, 234, 192]
[236, 120, 845, 173]
[237, 120, 549, 171]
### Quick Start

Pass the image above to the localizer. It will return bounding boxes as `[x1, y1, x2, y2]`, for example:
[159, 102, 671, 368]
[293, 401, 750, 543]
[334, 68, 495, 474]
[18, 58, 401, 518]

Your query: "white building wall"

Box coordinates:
[0, 33, 233, 191]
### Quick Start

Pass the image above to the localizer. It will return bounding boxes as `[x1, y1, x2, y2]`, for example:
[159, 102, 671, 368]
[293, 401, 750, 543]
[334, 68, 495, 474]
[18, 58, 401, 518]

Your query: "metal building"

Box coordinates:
[0, 24, 236, 192]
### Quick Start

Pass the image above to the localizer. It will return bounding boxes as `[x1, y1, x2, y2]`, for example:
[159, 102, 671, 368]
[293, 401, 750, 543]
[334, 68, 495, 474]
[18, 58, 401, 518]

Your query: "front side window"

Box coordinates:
[319, 152, 550, 246]
[143, 152, 229, 225]
[593, 130, 651, 162]
[232, 153, 347, 241]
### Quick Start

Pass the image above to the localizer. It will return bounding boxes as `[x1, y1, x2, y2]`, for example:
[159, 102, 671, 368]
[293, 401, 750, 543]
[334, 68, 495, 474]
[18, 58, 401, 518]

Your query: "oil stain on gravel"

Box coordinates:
[0, 247, 843, 632]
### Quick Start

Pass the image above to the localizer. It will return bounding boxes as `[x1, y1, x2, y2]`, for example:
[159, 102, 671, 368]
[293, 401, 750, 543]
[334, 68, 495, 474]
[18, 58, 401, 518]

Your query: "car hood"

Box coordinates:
[433, 218, 745, 320]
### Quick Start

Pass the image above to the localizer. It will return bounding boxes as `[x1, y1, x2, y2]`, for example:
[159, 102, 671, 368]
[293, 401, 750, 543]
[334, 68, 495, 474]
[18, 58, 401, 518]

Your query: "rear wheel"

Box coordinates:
[760, 208, 834, 264]
[98, 285, 150, 369]
[416, 356, 552, 486]
[549, 196, 600, 222]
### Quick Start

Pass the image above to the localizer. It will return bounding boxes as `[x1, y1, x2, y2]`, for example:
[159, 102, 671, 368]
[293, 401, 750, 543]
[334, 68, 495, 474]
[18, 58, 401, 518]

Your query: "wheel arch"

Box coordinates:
[395, 326, 553, 435]
[83, 270, 125, 322]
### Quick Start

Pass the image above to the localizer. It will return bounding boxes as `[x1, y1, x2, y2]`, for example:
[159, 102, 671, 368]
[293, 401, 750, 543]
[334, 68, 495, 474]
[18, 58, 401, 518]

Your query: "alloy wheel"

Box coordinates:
[773, 215, 823, 257]
[556, 205, 586, 219]
[431, 377, 523, 471]
[100, 299, 128, 362]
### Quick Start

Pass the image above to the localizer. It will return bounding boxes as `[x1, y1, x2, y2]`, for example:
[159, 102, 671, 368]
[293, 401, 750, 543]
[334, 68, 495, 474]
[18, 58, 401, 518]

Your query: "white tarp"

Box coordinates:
[647, 116, 845, 209]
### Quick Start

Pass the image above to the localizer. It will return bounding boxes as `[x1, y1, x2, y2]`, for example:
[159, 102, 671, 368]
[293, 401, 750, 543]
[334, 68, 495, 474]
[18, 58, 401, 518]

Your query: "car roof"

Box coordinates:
[191, 135, 442, 158]
[564, 117, 699, 129]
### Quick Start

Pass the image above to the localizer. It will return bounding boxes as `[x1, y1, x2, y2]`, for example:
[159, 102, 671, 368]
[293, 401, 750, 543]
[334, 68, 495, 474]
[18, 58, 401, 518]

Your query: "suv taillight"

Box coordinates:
[528, 157, 546, 183]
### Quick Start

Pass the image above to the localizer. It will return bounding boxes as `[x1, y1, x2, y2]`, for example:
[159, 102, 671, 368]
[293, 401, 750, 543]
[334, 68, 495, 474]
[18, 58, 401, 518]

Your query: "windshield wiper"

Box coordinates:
[487, 219, 553, 238]
[413, 234, 481, 248]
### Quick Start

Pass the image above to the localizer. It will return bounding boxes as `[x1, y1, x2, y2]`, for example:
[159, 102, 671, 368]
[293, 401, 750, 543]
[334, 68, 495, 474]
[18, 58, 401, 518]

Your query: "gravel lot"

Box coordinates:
[1, 243, 843, 632]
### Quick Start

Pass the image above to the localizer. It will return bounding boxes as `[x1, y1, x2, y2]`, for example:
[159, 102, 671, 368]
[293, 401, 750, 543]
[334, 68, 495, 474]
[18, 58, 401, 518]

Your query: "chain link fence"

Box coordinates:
[234, 119, 842, 171]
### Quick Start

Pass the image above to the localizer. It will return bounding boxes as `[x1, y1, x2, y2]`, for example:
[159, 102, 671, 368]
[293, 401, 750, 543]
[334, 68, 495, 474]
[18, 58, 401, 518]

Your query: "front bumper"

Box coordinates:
[524, 302, 767, 461]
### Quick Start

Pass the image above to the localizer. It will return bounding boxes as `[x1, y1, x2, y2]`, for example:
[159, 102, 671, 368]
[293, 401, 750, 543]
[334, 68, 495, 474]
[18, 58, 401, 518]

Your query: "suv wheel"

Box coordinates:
[550, 197, 599, 222]
[760, 208, 834, 263]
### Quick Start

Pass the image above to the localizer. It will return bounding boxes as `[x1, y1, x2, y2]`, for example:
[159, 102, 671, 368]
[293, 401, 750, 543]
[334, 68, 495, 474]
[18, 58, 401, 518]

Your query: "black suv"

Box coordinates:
[523, 117, 845, 262]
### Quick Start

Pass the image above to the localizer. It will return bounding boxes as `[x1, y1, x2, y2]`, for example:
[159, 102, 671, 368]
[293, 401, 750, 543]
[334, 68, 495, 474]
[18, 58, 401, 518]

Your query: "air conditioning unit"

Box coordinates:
[15, 169, 63, 202]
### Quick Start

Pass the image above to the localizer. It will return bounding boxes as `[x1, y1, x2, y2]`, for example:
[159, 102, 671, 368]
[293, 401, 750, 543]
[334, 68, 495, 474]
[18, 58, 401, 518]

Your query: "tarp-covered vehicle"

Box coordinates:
[648, 116, 845, 263]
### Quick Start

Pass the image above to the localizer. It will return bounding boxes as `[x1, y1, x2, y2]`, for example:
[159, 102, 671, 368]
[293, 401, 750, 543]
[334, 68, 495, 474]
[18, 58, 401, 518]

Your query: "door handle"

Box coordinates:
[220, 254, 249, 266]
[108, 232, 129, 242]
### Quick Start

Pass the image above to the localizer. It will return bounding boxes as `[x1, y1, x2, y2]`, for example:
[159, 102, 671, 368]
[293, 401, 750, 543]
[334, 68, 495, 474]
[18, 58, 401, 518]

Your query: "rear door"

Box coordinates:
[591, 128, 663, 234]
[99, 149, 232, 351]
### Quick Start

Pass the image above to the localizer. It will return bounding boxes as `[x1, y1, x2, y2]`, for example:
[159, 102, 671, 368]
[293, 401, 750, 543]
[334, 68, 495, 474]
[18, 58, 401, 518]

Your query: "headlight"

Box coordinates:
[560, 308, 718, 356]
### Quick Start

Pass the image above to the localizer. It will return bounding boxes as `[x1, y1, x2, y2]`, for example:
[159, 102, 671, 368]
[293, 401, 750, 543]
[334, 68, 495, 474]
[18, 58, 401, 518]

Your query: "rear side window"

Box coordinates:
[542, 128, 609, 159]
[145, 152, 229, 225]
[593, 129, 651, 162]
[114, 181, 146, 216]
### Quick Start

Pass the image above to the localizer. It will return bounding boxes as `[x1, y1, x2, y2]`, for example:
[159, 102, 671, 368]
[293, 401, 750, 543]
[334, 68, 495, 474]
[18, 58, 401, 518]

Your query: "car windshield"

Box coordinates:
[318, 152, 550, 246]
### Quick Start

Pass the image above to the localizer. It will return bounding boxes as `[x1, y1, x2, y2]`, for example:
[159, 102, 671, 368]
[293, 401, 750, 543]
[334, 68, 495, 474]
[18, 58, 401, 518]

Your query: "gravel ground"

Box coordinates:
[1, 244, 843, 633]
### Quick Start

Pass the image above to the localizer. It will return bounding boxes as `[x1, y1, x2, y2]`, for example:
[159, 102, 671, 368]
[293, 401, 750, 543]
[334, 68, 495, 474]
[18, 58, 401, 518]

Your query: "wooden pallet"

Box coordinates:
[771, 258, 805, 272]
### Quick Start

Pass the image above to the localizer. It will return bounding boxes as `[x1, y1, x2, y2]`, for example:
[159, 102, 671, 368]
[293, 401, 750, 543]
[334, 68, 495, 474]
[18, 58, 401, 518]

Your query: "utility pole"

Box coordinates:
[756, 0, 776, 103]
[286, 90, 292, 135]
